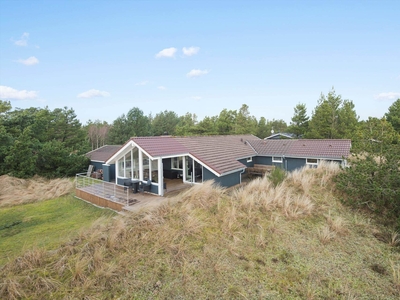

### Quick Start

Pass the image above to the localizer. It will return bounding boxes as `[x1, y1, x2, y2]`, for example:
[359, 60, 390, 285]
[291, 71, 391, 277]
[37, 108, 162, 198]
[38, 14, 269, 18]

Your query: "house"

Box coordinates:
[264, 132, 295, 140]
[86, 145, 121, 182]
[86, 135, 351, 197]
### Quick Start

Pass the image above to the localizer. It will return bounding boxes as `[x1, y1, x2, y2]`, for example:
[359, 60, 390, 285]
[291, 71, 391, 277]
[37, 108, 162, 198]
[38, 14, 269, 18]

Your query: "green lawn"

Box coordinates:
[0, 196, 116, 265]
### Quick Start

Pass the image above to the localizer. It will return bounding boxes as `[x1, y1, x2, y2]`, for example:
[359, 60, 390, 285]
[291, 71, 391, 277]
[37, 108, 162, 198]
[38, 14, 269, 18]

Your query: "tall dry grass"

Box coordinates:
[0, 175, 74, 207]
[1, 162, 399, 299]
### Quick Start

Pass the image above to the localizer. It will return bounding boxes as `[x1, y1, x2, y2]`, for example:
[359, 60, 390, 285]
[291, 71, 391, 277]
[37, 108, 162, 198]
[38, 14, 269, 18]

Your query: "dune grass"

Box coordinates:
[0, 195, 116, 266]
[0, 175, 74, 207]
[1, 163, 399, 299]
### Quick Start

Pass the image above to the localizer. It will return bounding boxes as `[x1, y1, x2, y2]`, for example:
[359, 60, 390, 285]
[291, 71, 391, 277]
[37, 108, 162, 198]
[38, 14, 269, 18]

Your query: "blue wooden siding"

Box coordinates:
[103, 165, 115, 182]
[254, 156, 272, 165]
[285, 158, 306, 171]
[162, 158, 172, 169]
[162, 158, 183, 178]
[150, 184, 159, 194]
[238, 157, 254, 168]
[253, 156, 344, 172]
[90, 161, 103, 172]
[203, 168, 241, 187]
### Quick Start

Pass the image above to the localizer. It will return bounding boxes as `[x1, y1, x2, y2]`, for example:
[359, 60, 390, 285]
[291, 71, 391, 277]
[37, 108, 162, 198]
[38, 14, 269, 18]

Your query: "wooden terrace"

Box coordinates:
[75, 174, 190, 212]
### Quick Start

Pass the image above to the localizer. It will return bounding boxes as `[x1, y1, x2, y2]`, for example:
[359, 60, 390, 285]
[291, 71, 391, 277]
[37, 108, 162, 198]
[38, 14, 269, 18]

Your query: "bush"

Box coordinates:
[268, 167, 286, 187]
[335, 145, 400, 229]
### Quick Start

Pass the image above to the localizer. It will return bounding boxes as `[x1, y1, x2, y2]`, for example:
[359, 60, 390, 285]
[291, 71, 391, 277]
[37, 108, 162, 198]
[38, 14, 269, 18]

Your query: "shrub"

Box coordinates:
[335, 144, 400, 229]
[267, 167, 286, 187]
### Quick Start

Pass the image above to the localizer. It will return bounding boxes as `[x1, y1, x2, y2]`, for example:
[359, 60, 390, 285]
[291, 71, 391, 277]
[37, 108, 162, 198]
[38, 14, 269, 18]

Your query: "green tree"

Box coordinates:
[338, 100, 359, 138]
[195, 116, 218, 135]
[235, 104, 257, 134]
[385, 98, 400, 133]
[1, 106, 89, 178]
[151, 110, 179, 136]
[337, 116, 400, 228]
[352, 117, 399, 153]
[288, 103, 309, 138]
[0, 100, 12, 113]
[107, 107, 151, 144]
[0, 102, 13, 174]
[175, 113, 198, 136]
[4, 128, 40, 178]
[216, 109, 237, 135]
[256, 117, 269, 138]
[268, 119, 288, 134]
[306, 89, 358, 139]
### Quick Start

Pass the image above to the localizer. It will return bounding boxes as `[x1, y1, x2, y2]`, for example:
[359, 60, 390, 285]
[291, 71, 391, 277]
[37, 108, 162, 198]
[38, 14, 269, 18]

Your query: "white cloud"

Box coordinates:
[183, 46, 200, 56]
[17, 56, 39, 66]
[0, 85, 38, 100]
[186, 69, 209, 78]
[375, 92, 400, 101]
[155, 47, 177, 58]
[191, 96, 202, 100]
[135, 80, 149, 86]
[14, 32, 29, 46]
[77, 89, 110, 98]
[157, 86, 166, 90]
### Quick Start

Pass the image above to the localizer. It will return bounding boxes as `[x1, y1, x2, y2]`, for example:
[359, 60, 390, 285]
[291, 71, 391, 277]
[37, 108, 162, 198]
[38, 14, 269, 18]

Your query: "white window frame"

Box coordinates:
[306, 158, 319, 167]
[272, 156, 283, 163]
[171, 157, 183, 170]
[247, 157, 253, 163]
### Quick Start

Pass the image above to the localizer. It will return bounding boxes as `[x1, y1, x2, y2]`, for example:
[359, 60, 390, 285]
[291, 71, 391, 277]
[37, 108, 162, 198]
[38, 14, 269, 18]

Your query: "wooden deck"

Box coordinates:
[75, 177, 191, 213]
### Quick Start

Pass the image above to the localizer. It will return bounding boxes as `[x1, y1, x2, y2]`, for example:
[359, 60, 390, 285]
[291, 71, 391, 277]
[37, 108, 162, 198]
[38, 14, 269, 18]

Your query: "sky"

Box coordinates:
[0, 0, 399, 125]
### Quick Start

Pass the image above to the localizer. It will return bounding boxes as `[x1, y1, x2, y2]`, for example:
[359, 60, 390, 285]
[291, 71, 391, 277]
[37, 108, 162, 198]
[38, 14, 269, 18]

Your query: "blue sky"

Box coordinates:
[1, 0, 399, 125]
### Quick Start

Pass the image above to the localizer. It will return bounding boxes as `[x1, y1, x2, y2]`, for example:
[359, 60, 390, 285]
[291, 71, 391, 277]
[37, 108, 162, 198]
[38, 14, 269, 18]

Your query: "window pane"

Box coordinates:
[132, 148, 139, 179]
[118, 159, 124, 177]
[143, 153, 149, 180]
[307, 158, 318, 164]
[151, 159, 158, 183]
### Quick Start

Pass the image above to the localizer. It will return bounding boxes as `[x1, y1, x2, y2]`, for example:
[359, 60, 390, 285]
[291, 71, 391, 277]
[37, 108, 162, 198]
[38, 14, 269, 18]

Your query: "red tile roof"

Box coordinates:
[249, 139, 351, 159]
[132, 136, 189, 157]
[99, 136, 351, 176]
[131, 135, 259, 175]
[86, 145, 122, 162]
[176, 135, 258, 174]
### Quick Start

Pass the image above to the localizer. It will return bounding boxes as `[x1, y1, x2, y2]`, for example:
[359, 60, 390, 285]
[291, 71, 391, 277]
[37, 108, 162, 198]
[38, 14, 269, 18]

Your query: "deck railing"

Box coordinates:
[75, 174, 129, 207]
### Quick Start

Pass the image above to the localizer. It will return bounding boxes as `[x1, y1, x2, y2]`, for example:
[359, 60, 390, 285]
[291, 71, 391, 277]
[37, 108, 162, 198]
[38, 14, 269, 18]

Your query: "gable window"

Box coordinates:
[172, 157, 183, 170]
[272, 156, 283, 163]
[306, 158, 318, 168]
[247, 157, 253, 163]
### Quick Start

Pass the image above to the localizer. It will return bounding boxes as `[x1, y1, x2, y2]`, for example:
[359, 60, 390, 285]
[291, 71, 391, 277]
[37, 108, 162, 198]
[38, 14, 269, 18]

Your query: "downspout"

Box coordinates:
[240, 168, 246, 184]
[283, 155, 287, 171]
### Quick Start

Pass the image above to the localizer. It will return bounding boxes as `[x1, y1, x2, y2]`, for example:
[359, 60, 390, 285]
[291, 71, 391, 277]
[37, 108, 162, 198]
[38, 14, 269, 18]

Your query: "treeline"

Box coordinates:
[1, 89, 399, 179]
[0, 102, 90, 178]
[86, 89, 399, 149]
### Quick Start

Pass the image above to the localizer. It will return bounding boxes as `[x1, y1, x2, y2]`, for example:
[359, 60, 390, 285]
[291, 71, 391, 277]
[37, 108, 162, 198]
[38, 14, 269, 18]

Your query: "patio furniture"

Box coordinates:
[139, 180, 151, 193]
[124, 179, 140, 193]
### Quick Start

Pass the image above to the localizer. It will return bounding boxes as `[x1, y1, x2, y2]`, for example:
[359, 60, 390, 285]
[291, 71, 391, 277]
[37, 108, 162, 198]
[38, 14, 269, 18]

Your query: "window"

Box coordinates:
[272, 156, 283, 163]
[247, 157, 253, 163]
[151, 159, 158, 183]
[172, 157, 183, 170]
[143, 153, 149, 180]
[117, 159, 124, 177]
[306, 158, 318, 168]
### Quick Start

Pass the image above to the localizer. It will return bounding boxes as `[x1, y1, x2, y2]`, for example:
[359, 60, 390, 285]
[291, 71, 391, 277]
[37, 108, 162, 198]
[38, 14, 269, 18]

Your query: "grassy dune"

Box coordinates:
[0, 196, 116, 266]
[1, 163, 399, 299]
[0, 175, 74, 207]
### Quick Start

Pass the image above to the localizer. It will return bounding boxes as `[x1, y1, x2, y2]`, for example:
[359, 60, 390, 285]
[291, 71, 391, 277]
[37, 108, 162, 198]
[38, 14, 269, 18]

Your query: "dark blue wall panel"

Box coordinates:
[203, 168, 241, 187]
[286, 158, 306, 172]
[238, 158, 254, 168]
[254, 156, 272, 165]
[90, 161, 103, 171]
